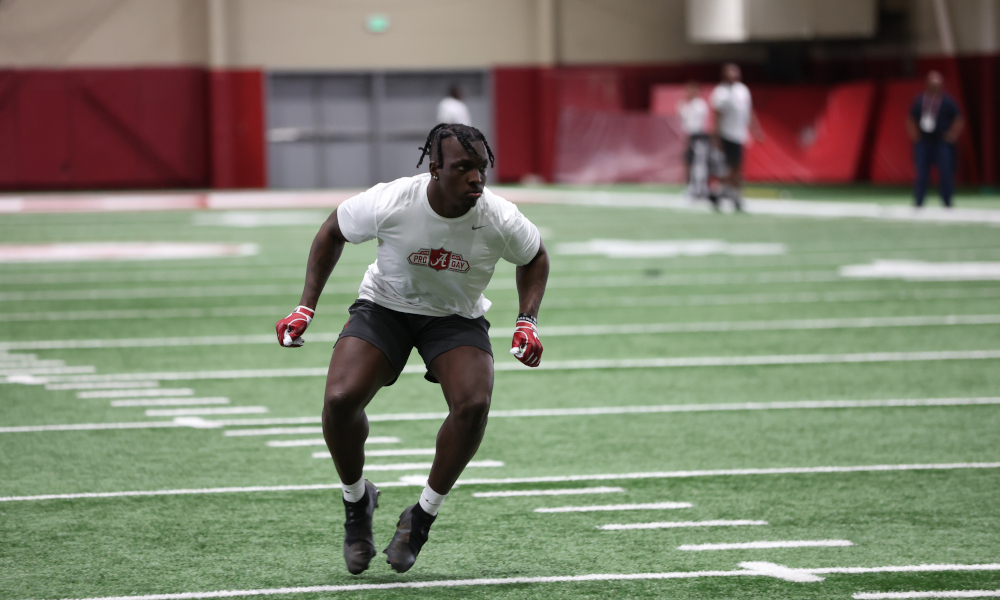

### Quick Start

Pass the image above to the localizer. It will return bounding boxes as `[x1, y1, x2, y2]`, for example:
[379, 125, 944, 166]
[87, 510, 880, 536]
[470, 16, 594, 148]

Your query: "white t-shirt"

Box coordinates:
[436, 97, 472, 126]
[678, 97, 709, 135]
[337, 173, 541, 319]
[709, 82, 752, 144]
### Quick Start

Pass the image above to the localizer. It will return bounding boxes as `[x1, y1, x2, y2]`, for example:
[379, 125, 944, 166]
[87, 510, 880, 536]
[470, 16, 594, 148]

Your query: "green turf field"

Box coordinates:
[1, 187, 999, 600]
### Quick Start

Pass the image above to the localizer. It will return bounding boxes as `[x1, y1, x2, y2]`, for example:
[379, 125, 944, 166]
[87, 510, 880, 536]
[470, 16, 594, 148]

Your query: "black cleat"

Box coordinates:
[383, 503, 435, 573]
[343, 480, 380, 575]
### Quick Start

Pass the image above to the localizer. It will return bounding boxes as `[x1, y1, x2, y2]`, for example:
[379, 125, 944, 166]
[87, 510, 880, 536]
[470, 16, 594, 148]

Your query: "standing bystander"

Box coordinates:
[678, 81, 710, 200]
[906, 71, 964, 208]
[709, 63, 763, 212]
[437, 85, 472, 126]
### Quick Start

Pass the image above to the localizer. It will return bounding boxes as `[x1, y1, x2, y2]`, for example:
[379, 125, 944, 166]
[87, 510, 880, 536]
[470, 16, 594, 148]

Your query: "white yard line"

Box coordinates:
[0, 306, 286, 323]
[600, 520, 768, 530]
[0, 421, 184, 433]
[144, 406, 268, 417]
[739, 561, 825, 582]
[312, 448, 435, 458]
[0, 271, 840, 303]
[78, 388, 194, 399]
[678, 540, 853, 551]
[0, 365, 94, 376]
[535, 502, 691, 513]
[267, 437, 400, 447]
[3, 462, 997, 502]
[6, 315, 1000, 351]
[473, 487, 625, 498]
[46, 381, 160, 391]
[362, 460, 503, 471]
[182, 397, 1000, 427]
[502, 186, 1000, 224]
[14, 350, 1000, 386]
[854, 591, 1000, 599]
[11, 563, 1000, 600]
[536, 315, 1000, 336]
[6, 397, 997, 434]
[544, 288, 1000, 310]
[3, 287, 999, 324]
[0, 359, 64, 368]
[225, 426, 322, 436]
[0, 283, 349, 302]
[453, 462, 1000, 486]
[111, 398, 230, 408]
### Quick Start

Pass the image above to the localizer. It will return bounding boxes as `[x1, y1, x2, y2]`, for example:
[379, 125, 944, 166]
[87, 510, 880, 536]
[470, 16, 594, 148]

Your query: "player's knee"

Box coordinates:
[323, 386, 365, 418]
[451, 393, 491, 431]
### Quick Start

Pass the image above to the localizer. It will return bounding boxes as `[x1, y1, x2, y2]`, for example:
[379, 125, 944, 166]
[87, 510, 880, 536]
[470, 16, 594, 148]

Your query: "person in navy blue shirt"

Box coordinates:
[906, 71, 964, 207]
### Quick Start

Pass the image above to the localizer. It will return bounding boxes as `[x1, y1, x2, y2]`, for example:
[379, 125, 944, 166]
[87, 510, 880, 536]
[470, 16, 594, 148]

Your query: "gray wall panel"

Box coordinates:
[267, 70, 490, 189]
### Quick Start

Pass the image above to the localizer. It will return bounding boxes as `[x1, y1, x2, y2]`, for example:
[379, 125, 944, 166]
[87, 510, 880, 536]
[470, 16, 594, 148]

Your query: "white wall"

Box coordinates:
[0, 0, 996, 69]
[223, 0, 541, 69]
[0, 0, 207, 66]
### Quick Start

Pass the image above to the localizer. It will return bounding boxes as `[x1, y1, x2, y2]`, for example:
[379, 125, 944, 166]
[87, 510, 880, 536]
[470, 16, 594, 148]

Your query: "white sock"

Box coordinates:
[342, 477, 365, 503]
[418, 484, 447, 516]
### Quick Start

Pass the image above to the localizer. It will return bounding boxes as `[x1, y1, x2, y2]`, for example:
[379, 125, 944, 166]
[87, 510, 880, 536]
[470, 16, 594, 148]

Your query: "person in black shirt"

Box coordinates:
[906, 71, 964, 208]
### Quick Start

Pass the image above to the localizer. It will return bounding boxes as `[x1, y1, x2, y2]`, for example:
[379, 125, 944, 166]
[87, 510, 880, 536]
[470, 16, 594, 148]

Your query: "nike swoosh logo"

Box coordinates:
[472, 225, 487, 230]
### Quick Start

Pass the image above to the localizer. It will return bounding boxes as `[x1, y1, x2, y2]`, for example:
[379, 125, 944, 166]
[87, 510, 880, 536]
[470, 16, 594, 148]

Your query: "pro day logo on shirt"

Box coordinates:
[408, 248, 471, 273]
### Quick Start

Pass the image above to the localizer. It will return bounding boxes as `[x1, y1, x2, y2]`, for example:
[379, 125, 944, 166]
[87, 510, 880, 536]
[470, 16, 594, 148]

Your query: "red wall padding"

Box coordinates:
[747, 82, 876, 183]
[0, 68, 210, 190]
[493, 68, 543, 184]
[0, 67, 267, 191]
[210, 70, 267, 189]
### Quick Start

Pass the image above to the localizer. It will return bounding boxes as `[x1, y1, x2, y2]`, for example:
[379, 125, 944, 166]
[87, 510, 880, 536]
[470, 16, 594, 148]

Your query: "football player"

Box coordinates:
[276, 123, 548, 574]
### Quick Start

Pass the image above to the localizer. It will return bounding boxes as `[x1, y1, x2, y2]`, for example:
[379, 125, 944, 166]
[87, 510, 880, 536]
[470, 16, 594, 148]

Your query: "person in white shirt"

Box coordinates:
[436, 85, 472, 126]
[677, 81, 710, 199]
[709, 63, 763, 211]
[275, 123, 548, 575]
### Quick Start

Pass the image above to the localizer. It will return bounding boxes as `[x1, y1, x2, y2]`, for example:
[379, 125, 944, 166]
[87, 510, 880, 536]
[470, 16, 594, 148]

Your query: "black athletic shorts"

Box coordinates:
[336, 299, 493, 386]
[720, 137, 744, 171]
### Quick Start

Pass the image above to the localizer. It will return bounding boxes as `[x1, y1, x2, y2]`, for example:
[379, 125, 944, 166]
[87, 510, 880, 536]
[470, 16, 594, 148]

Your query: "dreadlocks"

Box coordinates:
[416, 123, 496, 169]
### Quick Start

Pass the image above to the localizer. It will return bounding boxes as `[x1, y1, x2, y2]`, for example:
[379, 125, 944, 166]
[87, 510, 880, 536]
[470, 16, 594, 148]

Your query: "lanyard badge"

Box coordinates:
[920, 94, 941, 133]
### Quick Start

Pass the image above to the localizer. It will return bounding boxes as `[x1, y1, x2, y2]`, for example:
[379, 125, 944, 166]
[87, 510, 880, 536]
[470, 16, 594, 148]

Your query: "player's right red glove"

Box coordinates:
[509, 314, 542, 367]
[275, 305, 314, 347]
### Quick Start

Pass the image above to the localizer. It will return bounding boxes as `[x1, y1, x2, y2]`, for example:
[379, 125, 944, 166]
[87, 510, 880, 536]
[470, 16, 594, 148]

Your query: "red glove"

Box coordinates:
[275, 305, 314, 347]
[509, 314, 542, 367]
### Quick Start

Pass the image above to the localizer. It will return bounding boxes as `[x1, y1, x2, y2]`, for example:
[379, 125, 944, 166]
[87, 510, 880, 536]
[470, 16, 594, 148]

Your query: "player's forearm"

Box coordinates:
[515, 242, 549, 318]
[298, 216, 346, 309]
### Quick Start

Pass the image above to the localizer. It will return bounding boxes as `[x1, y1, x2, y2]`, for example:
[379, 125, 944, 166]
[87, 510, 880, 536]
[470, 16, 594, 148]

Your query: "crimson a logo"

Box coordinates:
[407, 248, 470, 273]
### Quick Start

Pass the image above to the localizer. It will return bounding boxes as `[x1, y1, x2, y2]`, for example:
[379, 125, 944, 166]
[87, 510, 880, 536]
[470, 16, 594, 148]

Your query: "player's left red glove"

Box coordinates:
[275, 305, 314, 347]
[509, 314, 542, 367]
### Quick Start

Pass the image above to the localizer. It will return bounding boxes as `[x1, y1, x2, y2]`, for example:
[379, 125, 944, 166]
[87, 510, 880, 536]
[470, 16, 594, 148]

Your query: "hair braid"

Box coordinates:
[416, 123, 495, 169]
